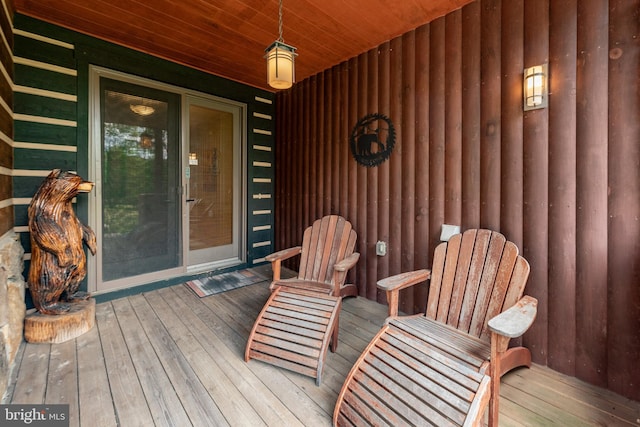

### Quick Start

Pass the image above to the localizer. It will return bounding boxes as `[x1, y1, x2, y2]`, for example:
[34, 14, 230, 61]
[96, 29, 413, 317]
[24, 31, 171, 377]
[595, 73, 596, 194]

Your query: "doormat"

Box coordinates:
[185, 269, 269, 297]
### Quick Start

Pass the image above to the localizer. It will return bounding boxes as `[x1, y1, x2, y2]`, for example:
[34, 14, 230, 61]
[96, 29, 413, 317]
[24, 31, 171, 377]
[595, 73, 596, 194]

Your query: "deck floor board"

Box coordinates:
[46, 339, 78, 427]
[10, 342, 50, 404]
[5, 270, 640, 426]
[110, 297, 192, 427]
[76, 322, 117, 427]
[96, 301, 155, 427]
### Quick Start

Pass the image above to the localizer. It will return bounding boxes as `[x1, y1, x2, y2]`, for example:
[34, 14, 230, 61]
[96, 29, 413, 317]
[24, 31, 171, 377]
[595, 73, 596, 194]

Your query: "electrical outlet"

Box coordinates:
[376, 241, 387, 256]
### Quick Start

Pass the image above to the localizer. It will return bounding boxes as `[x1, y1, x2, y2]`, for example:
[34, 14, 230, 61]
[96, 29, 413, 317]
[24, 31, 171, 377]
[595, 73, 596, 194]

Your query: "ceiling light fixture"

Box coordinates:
[130, 104, 155, 116]
[265, 0, 297, 90]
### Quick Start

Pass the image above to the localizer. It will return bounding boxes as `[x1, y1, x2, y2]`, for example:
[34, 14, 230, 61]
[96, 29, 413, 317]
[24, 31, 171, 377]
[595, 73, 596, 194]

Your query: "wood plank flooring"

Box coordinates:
[4, 271, 640, 426]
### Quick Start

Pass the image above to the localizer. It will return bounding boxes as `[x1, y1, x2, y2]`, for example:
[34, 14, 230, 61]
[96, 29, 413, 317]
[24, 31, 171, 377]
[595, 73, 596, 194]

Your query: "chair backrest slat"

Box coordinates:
[457, 230, 494, 332]
[426, 242, 447, 319]
[471, 235, 513, 337]
[448, 230, 487, 328]
[317, 215, 340, 282]
[433, 234, 461, 322]
[426, 229, 530, 342]
[299, 225, 314, 279]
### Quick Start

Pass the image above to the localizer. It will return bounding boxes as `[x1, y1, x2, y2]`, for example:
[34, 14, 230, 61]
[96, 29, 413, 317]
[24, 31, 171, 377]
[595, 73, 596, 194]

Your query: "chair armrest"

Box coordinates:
[488, 295, 538, 338]
[265, 246, 302, 262]
[377, 269, 431, 317]
[266, 246, 301, 283]
[377, 269, 431, 292]
[329, 252, 360, 297]
[334, 252, 360, 272]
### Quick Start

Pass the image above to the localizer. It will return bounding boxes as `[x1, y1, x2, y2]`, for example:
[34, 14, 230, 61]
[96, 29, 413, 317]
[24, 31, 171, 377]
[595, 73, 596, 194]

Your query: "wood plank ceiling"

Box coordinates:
[13, 0, 473, 91]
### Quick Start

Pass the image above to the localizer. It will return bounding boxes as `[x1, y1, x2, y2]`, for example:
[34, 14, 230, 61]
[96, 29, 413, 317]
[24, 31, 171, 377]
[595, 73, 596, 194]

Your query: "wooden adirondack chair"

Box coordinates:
[245, 215, 359, 385]
[334, 229, 537, 426]
[266, 214, 360, 298]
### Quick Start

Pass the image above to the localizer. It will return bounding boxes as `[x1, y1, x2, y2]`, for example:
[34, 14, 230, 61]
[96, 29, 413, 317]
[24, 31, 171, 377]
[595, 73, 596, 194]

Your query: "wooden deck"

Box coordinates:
[4, 270, 640, 426]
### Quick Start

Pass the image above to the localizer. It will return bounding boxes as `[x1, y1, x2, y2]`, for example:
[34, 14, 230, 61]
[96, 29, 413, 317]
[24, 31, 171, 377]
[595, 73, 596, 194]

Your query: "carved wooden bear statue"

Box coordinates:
[28, 169, 97, 315]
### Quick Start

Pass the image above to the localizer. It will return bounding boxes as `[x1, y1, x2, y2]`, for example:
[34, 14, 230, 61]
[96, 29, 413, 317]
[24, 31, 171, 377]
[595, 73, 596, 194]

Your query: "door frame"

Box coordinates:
[87, 66, 247, 293]
[183, 94, 247, 272]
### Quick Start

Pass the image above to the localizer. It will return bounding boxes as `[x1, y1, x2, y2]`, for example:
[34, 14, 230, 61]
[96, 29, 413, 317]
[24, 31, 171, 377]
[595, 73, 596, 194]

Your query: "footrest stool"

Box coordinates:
[245, 286, 341, 385]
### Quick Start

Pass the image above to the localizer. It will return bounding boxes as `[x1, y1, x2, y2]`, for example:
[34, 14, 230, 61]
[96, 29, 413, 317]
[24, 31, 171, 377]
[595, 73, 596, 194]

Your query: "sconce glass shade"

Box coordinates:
[265, 40, 297, 90]
[524, 63, 548, 111]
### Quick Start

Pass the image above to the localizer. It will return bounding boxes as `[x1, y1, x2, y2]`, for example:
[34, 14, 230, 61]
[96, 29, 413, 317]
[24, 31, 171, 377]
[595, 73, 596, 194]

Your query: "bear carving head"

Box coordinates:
[29, 170, 94, 218]
[37, 169, 94, 201]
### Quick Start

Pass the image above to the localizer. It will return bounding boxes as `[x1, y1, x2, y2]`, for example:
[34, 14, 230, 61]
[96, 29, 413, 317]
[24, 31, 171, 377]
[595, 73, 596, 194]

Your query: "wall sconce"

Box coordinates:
[265, 0, 297, 90]
[523, 63, 548, 111]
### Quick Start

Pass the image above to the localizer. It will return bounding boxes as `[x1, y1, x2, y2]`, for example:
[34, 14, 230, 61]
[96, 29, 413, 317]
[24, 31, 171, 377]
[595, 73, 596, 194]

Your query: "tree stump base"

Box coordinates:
[24, 299, 96, 343]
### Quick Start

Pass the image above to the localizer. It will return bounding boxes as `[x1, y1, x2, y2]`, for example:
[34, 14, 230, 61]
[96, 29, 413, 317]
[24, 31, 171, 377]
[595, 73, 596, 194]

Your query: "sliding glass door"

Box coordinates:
[89, 68, 246, 292]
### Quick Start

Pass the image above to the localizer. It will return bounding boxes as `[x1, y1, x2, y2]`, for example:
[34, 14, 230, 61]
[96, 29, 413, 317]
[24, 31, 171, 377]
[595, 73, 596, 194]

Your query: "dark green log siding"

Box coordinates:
[0, 0, 12, 237]
[13, 121, 77, 147]
[14, 64, 77, 95]
[275, 0, 640, 402]
[12, 15, 275, 286]
[14, 93, 77, 122]
[13, 147, 75, 172]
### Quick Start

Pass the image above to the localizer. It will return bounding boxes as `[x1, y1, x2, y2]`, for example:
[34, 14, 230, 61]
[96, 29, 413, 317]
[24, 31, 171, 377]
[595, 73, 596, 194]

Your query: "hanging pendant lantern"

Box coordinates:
[266, 0, 297, 89]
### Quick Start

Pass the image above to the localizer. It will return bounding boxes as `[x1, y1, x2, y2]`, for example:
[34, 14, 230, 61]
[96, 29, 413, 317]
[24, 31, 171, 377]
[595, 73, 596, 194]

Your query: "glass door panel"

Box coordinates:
[99, 78, 181, 285]
[186, 97, 243, 267]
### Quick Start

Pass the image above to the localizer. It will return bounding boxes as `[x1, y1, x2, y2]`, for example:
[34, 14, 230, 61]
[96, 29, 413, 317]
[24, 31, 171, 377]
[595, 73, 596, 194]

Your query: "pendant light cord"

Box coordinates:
[278, 0, 284, 42]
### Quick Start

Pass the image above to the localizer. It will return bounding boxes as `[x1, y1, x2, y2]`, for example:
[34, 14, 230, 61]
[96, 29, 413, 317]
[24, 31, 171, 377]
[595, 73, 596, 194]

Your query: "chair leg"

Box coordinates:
[489, 370, 500, 427]
[330, 314, 339, 352]
[487, 347, 533, 426]
[489, 332, 509, 427]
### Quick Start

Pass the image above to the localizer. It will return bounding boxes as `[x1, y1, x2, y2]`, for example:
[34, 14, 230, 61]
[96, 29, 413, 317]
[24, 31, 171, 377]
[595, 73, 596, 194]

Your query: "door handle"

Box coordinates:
[186, 198, 195, 202]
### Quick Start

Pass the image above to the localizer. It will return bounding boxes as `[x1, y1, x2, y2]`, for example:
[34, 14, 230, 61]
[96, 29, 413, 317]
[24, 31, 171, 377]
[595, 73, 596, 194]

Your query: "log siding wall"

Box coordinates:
[275, 0, 640, 401]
